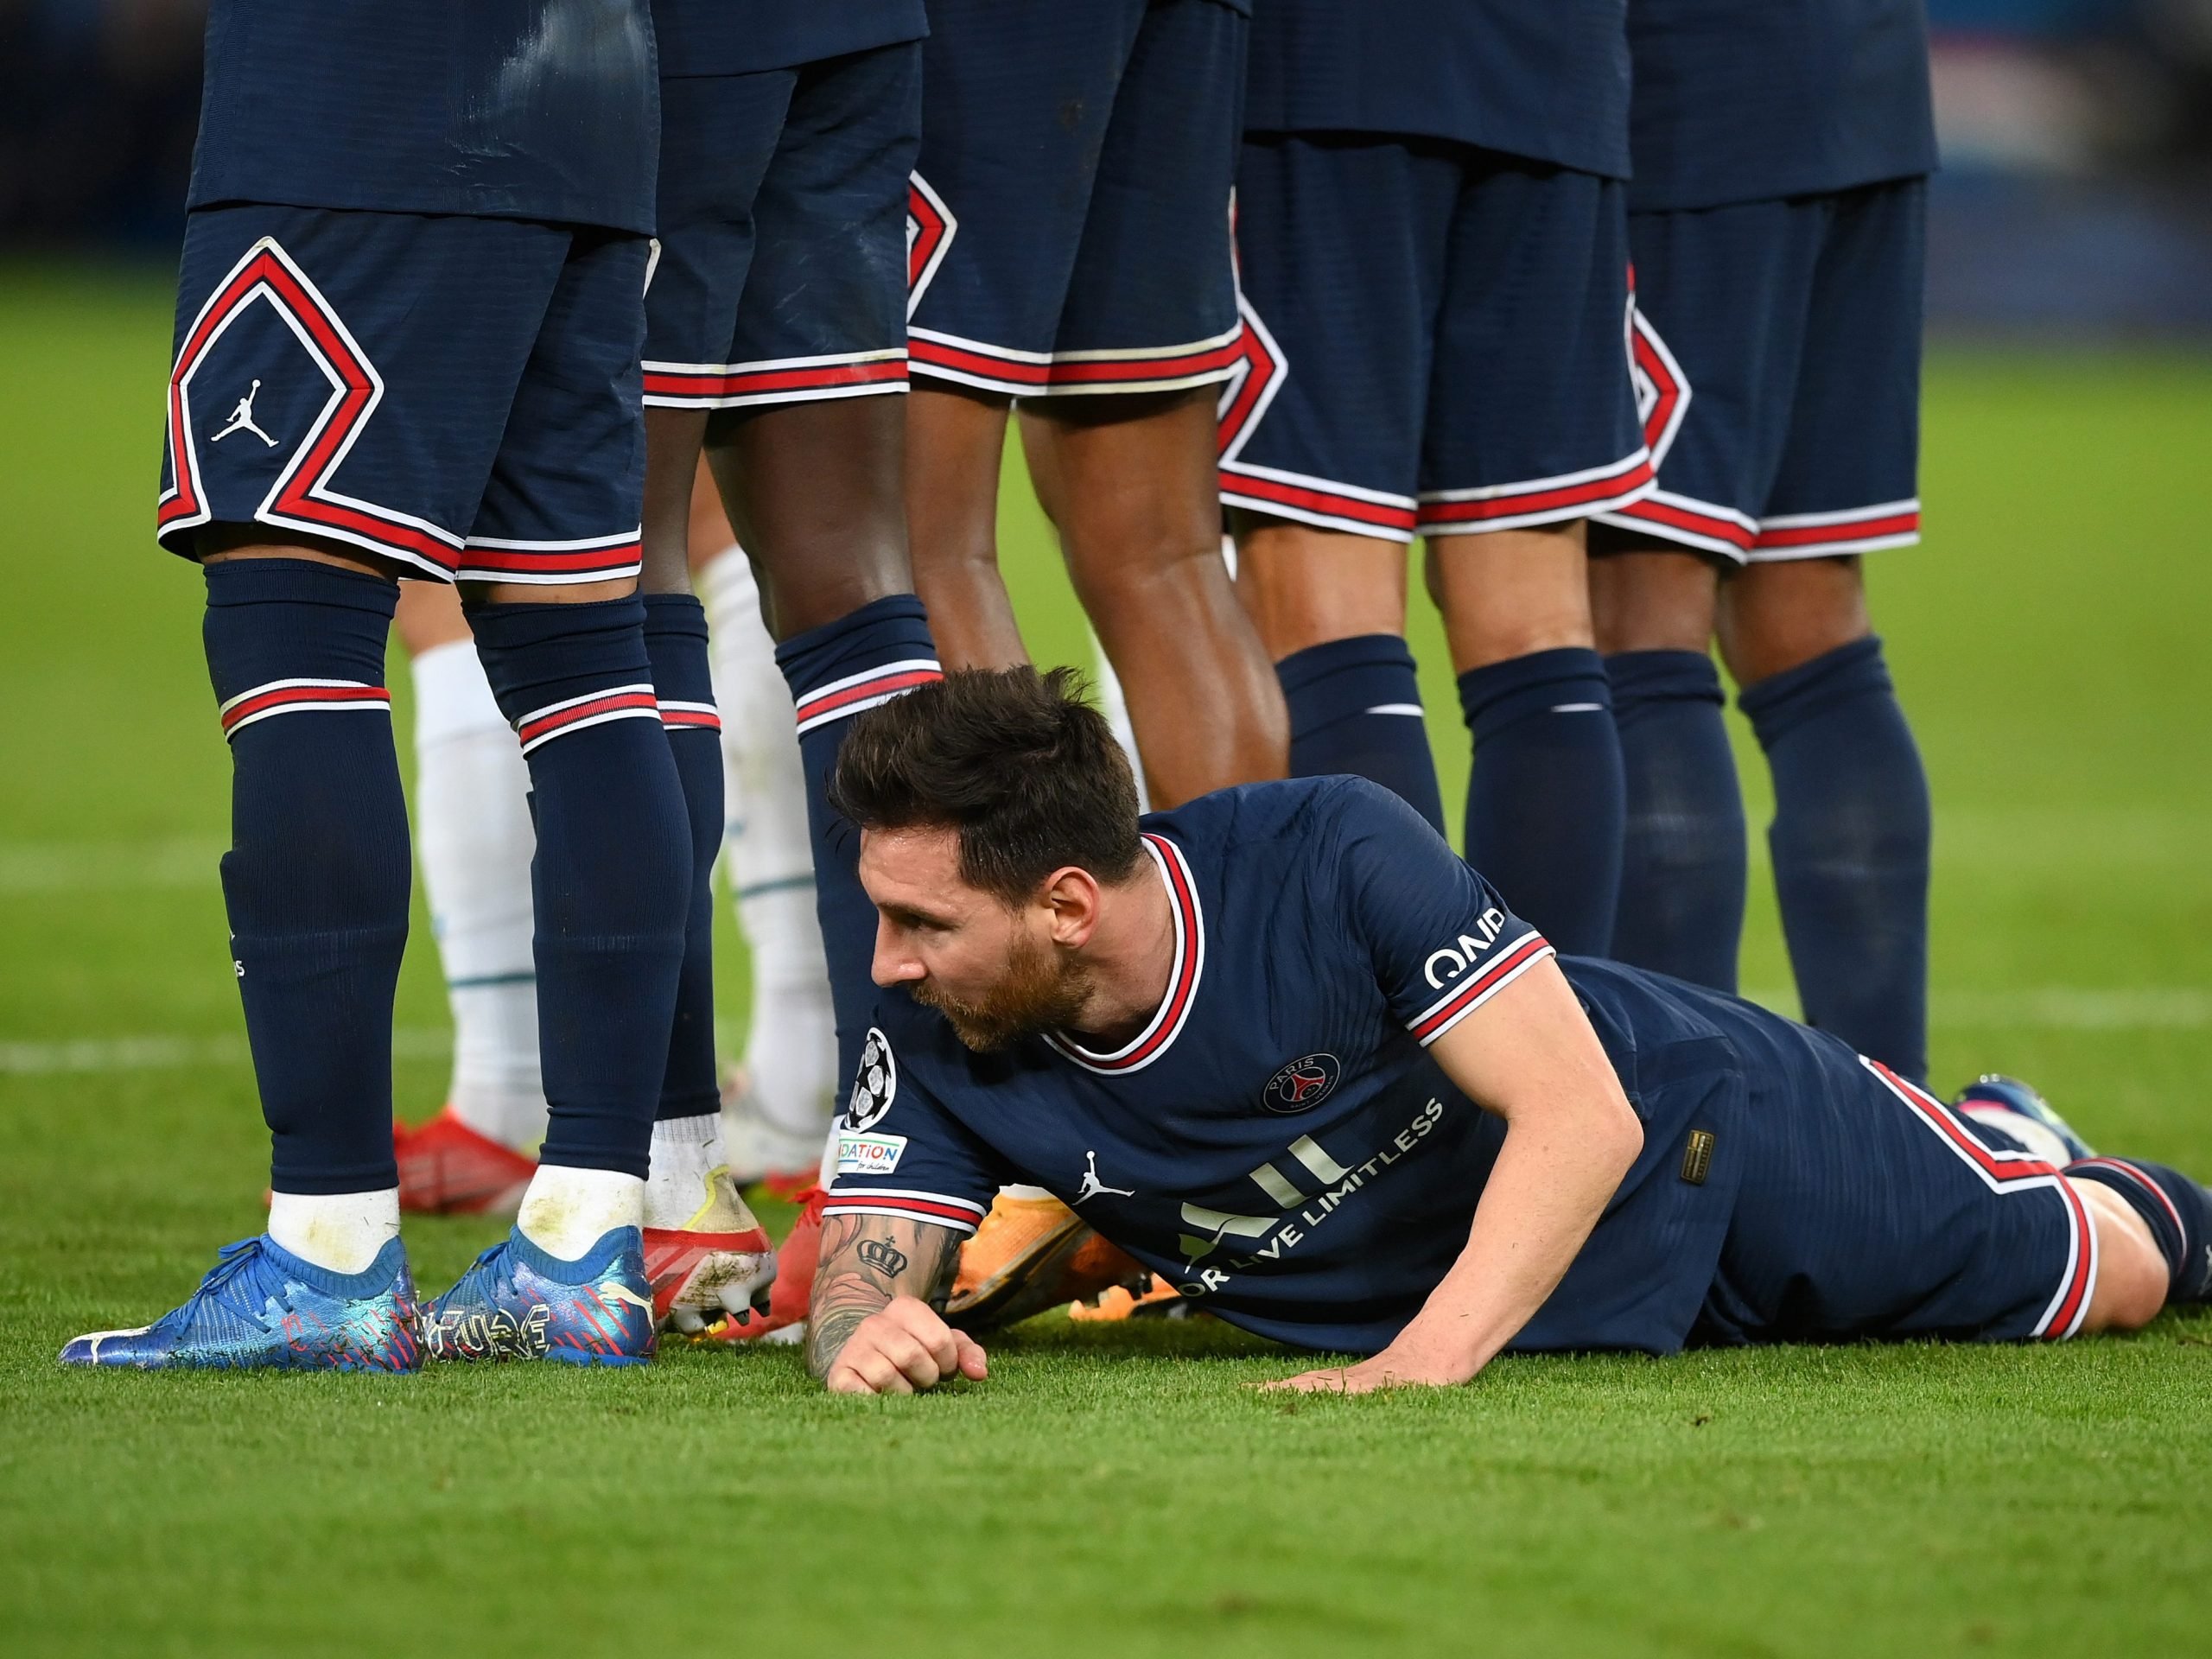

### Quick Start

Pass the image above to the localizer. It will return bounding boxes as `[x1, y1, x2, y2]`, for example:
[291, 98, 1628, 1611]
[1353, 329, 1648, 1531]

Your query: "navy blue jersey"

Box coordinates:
[652, 0, 926, 77]
[1625, 0, 1936, 211]
[1243, 0, 1630, 181]
[826, 779, 1741, 1357]
[188, 0, 658, 234]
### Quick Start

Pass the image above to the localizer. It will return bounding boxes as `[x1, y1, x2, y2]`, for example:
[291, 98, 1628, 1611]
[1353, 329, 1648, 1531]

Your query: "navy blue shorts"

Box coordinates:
[1700, 1045, 2094, 1346]
[158, 206, 647, 586]
[1597, 179, 1926, 563]
[644, 43, 919, 410]
[1219, 136, 1651, 543]
[906, 0, 1246, 398]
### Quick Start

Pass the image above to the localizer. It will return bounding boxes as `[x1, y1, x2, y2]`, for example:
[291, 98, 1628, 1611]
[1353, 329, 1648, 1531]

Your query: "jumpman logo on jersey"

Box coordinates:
[211, 379, 278, 447]
[1075, 1150, 1135, 1205]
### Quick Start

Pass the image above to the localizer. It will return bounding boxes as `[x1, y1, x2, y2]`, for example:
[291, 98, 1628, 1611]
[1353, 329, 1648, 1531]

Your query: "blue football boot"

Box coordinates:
[1955, 1074, 2095, 1166]
[421, 1226, 656, 1366]
[58, 1235, 421, 1371]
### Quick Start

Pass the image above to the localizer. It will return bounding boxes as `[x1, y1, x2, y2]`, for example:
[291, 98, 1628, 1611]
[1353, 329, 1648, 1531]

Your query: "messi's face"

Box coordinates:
[858, 825, 1092, 1052]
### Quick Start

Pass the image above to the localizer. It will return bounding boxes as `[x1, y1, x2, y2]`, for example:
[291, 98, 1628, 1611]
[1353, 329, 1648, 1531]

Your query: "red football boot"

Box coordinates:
[704, 1185, 823, 1345]
[643, 1165, 778, 1333]
[393, 1108, 537, 1217]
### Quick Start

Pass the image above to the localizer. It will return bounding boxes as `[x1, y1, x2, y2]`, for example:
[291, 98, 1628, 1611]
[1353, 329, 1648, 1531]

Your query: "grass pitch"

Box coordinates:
[2, 265, 2209, 1656]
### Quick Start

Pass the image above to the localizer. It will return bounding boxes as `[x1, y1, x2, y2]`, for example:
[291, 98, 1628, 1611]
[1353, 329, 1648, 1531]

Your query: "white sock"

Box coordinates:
[1090, 628, 1151, 815]
[268, 1190, 401, 1276]
[701, 546, 839, 1141]
[516, 1166, 645, 1262]
[410, 639, 548, 1154]
[644, 1112, 728, 1231]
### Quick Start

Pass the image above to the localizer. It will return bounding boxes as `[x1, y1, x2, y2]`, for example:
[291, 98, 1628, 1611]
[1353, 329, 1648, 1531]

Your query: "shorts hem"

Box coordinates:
[641, 349, 908, 409]
[1745, 499, 1921, 560]
[1593, 490, 1758, 560]
[1416, 449, 1656, 536]
[1218, 461, 1418, 541]
[908, 325, 1244, 399]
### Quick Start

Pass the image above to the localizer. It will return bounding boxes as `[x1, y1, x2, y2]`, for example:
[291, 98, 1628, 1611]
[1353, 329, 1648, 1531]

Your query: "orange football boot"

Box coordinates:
[944, 1193, 1146, 1330]
[704, 1185, 823, 1345]
[643, 1164, 779, 1332]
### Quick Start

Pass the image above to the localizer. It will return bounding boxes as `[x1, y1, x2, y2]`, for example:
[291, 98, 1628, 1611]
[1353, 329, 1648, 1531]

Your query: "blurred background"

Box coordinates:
[6, 0, 2212, 331]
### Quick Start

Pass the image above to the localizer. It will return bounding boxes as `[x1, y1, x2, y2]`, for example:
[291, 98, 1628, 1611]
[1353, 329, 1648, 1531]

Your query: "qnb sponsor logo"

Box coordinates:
[1422, 907, 1511, 989]
[1176, 1100, 1449, 1295]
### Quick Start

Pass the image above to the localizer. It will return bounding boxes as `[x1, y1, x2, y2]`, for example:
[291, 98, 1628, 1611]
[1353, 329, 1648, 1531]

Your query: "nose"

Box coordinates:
[871, 916, 925, 988]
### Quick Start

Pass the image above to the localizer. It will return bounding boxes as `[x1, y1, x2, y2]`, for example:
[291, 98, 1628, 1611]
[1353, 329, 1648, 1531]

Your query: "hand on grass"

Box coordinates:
[1261, 1341, 1476, 1395]
[823, 1295, 988, 1395]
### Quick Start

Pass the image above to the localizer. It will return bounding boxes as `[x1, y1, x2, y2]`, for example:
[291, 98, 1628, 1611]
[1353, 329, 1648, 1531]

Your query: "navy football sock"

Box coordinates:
[773, 594, 940, 1110]
[1605, 650, 1746, 992]
[1456, 646, 1624, 957]
[642, 594, 722, 1123]
[2067, 1159, 2212, 1304]
[1277, 634, 1446, 836]
[1741, 636, 1930, 1080]
[203, 559, 409, 1194]
[469, 595, 690, 1179]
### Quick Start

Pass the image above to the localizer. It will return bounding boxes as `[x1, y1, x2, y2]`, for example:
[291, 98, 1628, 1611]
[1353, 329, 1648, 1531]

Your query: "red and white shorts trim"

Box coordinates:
[1598, 494, 1921, 563]
[642, 348, 909, 410]
[1865, 1059, 2098, 1341]
[455, 531, 643, 587]
[513, 684, 662, 755]
[1416, 449, 1656, 538]
[908, 322, 1246, 400]
[218, 677, 391, 740]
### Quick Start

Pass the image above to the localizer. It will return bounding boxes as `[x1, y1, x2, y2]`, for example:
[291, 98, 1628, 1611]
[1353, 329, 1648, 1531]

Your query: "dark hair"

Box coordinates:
[829, 666, 1144, 902]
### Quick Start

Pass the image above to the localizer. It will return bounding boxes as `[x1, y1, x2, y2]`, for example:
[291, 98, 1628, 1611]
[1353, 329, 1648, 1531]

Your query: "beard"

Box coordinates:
[909, 928, 1094, 1052]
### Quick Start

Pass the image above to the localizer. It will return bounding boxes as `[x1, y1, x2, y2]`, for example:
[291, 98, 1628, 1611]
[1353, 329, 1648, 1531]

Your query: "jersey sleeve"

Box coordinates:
[821, 1016, 1014, 1237]
[1326, 779, 1555, 1047]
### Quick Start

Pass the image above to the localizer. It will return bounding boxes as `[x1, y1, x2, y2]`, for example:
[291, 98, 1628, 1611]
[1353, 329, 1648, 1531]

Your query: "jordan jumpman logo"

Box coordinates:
[212, 379, 278, 447]
[1075, 1150, 1135, 1204]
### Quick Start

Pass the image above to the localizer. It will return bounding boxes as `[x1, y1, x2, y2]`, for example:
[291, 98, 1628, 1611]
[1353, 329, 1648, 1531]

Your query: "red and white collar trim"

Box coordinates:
[1045, 834, 1204, 1076]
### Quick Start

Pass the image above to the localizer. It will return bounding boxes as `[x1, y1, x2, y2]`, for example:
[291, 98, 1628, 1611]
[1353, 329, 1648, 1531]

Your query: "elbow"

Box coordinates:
[1605, 1096, 1644, 1179]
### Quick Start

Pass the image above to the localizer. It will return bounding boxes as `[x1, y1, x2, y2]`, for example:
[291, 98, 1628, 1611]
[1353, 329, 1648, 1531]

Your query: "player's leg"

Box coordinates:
[410, 224, 697, 1364]
[676, 44, 940, 1287]
[1224, 134, 1446, 833]
[1719, 181, 1932, 1081]
[901, 0, 1135, 670]
[1418, 158, 1652, 954]
[1010, 0, 1284, 805]
[1586, 541, 1743, 988]
[390, 580, 544, 1212]
[688, 473, 837, 1186]
[1021, 391, 1285, 804]
[63, 205, 595, 1369]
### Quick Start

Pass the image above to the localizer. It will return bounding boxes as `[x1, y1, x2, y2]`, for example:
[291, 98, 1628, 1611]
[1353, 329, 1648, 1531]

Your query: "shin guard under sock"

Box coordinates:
[469, 595, 690, 1179]
[1741, 636, 1930, 1080]
[1606, 650, 1746, 992]
[203, 559, 409, 1194]
[1277, 634, 1446, 836]
[643, 594, 723, 1124]
[773, 594, 941, 1113]
[2067, 1158, 2212, 1303]
[1456, 646, 1624, 957]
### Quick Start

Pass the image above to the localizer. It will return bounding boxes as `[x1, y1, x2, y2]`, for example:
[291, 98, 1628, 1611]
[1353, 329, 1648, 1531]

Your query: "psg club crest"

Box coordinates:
[846, 1027, 898, 1132]
[1262, 1052, 1341, 1115]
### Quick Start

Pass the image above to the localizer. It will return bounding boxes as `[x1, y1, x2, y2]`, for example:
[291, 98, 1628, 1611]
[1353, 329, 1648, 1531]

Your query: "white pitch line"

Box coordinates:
[3, 991, 2208, 1077]
[0, 1027, 454, 1076]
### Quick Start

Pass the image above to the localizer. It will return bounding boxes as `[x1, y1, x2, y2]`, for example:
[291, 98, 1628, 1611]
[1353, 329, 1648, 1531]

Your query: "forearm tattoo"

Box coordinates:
[804, 1214, 963, 1381]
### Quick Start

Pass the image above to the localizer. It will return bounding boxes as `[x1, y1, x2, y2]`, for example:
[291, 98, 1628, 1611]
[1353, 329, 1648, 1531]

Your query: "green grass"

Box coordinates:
[3, 263, 2210, 1656]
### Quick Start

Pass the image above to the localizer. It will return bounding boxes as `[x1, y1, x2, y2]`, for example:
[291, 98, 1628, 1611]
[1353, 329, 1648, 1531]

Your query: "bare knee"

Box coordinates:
[1587, 538, 1721, 656]
[1716, 556, 1872, 686]
[2075, 1179, 2170, 1333]
[1230, 516, 1408, 658]
[1425, 522, 1593, 671]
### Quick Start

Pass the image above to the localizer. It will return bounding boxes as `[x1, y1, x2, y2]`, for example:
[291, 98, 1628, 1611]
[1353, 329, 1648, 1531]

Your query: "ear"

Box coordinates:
[1039, 865, 1103, 948]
